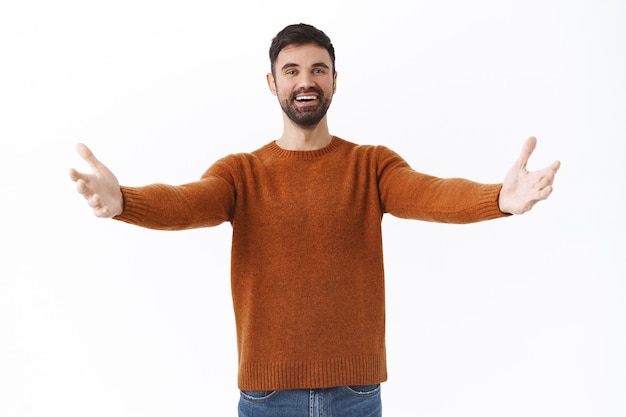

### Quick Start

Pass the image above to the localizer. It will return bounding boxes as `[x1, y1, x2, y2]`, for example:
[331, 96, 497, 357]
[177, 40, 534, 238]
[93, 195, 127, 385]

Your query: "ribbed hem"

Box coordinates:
[113, 186, 146, 225]
[474, 183, 510, 220]
[238, 355, 387, 391]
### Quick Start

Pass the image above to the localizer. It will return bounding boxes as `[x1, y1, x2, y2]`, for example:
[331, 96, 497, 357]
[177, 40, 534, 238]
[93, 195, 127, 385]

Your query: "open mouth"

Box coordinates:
[295, 95, 318, 102]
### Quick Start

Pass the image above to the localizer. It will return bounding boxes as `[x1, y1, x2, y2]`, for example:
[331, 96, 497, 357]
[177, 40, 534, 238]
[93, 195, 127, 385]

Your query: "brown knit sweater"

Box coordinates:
[115, 136, 507, 390]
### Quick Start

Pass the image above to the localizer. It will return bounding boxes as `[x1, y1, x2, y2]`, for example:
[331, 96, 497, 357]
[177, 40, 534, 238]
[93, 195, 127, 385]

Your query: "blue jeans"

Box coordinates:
[238, 385, 382, 417]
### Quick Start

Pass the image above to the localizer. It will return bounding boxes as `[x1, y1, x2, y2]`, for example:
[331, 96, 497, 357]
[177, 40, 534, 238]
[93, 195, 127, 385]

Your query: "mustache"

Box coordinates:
[289, 87, 323, 100]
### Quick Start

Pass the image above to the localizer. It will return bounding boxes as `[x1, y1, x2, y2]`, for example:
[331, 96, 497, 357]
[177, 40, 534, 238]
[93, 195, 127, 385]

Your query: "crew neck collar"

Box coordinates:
[266, 136, 344, 159]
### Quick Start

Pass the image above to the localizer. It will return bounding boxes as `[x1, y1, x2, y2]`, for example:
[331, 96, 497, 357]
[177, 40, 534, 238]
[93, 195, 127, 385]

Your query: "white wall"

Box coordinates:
[1, 1, 624, 416]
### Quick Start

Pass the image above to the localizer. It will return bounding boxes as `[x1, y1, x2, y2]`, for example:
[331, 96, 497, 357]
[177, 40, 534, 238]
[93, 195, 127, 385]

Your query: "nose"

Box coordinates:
[296, 72, 316, 89]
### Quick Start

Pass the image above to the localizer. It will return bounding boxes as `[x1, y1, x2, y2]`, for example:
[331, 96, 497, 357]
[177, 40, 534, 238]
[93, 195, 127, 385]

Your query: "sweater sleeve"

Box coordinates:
[114, 157, 237, 230]
[376, 146, 508, 224]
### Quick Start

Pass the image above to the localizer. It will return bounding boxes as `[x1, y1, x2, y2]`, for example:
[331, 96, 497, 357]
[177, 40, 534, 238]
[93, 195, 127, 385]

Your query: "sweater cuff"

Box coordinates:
[487, 184, 512, 219]
[112, 186, 147, 226]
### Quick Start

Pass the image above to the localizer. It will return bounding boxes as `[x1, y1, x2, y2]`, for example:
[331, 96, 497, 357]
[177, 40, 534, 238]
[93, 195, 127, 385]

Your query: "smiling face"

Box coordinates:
[267, 43, 337, 127]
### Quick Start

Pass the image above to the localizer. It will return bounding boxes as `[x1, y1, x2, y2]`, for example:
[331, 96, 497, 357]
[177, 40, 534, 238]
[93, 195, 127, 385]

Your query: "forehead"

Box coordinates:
[275, 43, 333, 68]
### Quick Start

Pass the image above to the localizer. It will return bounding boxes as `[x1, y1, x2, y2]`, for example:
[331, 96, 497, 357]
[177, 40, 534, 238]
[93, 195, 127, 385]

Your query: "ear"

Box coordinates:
[266, 73, 277, 96]
[333, 71, 338, 94]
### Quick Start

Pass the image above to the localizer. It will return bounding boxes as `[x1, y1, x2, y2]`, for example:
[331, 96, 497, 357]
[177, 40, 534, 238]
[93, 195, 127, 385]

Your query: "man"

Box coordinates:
[69, 23, 560, 417]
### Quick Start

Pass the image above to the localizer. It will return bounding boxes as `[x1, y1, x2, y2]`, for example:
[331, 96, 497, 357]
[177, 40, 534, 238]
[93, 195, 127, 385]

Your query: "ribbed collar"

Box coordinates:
[263, 136, 345, 160]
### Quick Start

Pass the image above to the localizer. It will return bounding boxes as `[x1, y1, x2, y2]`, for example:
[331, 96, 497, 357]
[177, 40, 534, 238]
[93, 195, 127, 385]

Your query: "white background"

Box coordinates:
[1, 1, 624, 416]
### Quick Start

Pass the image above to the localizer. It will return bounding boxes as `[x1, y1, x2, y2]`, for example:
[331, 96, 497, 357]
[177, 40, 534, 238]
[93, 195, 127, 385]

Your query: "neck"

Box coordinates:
[275, 116, 332, 151]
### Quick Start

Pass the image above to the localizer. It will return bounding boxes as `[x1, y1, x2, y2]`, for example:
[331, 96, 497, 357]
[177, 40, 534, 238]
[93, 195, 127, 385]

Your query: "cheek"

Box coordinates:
[275, 85, 292, 100]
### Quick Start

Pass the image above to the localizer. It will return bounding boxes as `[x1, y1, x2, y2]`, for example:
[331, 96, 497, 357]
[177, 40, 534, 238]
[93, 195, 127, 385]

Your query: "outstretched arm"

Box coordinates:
[498, 137, 561, 215]
[69, 143, 124, 218]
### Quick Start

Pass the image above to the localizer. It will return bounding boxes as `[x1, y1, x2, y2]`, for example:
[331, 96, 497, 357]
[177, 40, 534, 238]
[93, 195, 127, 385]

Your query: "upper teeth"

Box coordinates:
[296, 96, 316, 101]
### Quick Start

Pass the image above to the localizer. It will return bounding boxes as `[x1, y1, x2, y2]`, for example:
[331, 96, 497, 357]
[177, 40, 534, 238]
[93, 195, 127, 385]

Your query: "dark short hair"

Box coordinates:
[269, 23, 336, 75]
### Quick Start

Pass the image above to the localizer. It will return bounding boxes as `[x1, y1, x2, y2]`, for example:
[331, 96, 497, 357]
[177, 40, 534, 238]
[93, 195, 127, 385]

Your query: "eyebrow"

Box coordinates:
[280, 62, 331, 71]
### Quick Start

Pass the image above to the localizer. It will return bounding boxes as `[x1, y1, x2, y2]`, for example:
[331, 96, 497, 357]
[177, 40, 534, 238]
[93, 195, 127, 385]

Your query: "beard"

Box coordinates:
[279, 87, 332, 127]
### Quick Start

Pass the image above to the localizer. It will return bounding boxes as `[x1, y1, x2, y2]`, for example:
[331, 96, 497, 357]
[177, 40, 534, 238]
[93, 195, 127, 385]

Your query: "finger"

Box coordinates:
[535, 170, 556, 191]
[75, 143, 105, 172]
[524, 185, 554, 211]
[537, 161, 560, 188]
[517, 136, 537, 170]
[535, 184, 554, 201]
[96, 206, 112, 218]
[91, 200, 113, 218]
[75, 178, 93, 197]
[68, 168, 80, 182]
[69, 167, 88, 183]
[88, 194, 103, 209]
[88, 195, 114, 217]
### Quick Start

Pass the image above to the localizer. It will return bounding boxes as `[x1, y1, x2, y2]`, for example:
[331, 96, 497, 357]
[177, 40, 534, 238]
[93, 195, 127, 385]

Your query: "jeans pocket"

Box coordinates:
[240, 390, 277, 402]
[343, 384, 381, 397]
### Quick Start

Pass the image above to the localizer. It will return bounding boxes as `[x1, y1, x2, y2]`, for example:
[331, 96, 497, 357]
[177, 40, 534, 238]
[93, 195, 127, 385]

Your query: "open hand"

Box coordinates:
[69, 143, 123, 218]
[498, 137, 560, 215]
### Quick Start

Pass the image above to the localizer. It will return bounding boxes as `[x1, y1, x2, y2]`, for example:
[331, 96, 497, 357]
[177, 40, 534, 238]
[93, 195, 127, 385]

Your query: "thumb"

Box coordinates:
[76, 143, 105, 172]
[517, 136, 537, 170]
